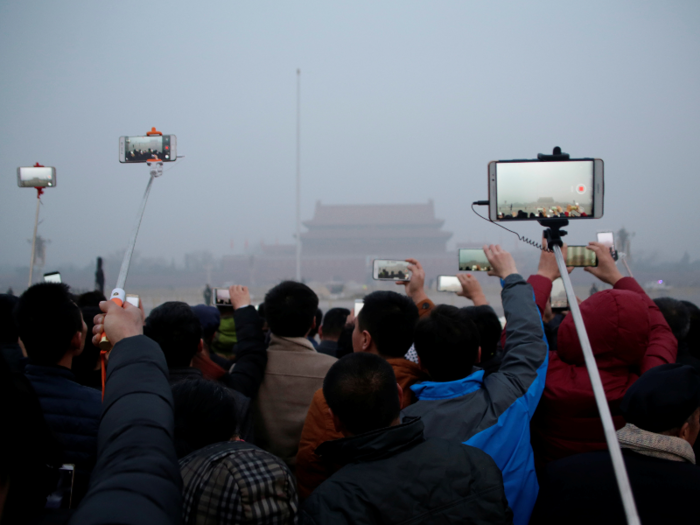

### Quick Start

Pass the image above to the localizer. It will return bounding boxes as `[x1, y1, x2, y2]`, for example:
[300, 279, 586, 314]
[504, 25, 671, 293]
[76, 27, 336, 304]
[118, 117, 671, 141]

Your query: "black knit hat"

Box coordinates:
[621, 363, 700, 433]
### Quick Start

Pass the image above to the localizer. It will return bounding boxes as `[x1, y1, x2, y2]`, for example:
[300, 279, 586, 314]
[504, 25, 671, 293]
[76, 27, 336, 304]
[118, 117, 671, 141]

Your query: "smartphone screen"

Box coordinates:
[458, 249, 492, 272]
[214, 288, 232, 306]
[354, 299, 364, 317]
[373, 260, 411, 281]
[121, 135, 175, 162]
[17, 166, 56, 188]
[490, 159, 601, 220]
[551, 278, 568, 310]
[43, 271, 62, 283]
[597, 232, 614, 248]
[437, 276, 461, 292]
[45, 464, 74, 510]
[566, 246, 598, 267]
[125, 294, 140, 308]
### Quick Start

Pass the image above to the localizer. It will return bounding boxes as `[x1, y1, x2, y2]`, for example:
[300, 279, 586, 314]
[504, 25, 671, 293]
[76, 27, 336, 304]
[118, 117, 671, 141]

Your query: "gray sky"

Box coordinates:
[1, 0, 699, 269]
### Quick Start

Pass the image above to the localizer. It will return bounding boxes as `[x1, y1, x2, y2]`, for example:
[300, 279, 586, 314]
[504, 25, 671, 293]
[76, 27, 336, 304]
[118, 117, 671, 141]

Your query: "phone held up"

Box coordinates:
[17, 166, 56, 188]
[43, 271, 62, 283]
[373, 260, 411, 281]
[597, 231, 619, 261]
[125, 294, 140, 308]
[488, 158, 604, 221]
[551, 277, 568, 312]
[566, 246, 598, 267]
[437, 276, 461, 293]
[354, 299, 364, 317]
[119, 135, 177, 163]
[458, 249, 492, 272]
[213, 288, 232, 306]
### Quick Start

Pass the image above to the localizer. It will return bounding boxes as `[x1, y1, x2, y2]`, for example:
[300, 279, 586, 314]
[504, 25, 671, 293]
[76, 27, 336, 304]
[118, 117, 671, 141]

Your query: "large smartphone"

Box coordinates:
[488, 159, 604, 221]
[597, 231, 618, 261]
[119, 135, 176, 163]
[551, 278, 568, 311]
[354, 299, 364, 317]
[17, 166, 56, 188]
[437, 275, 461, 292]
[373, 260, 411, 281]
[213, 288, 232, 306]
[458, 249, 492, 272]
[43, 271, 62, 283]
[566, 246, 598, 267]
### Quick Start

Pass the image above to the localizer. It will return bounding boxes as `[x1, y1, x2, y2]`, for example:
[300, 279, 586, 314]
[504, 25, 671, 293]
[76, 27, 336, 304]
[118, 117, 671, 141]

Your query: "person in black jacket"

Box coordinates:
[69, 298, 182, 524]
[300, 353, 513, 525]
[532, 363, 700, 525]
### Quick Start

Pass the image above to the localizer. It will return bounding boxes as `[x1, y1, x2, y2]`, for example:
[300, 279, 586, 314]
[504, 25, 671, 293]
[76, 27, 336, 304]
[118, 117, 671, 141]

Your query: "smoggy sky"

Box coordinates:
[1, 1, 699, 269]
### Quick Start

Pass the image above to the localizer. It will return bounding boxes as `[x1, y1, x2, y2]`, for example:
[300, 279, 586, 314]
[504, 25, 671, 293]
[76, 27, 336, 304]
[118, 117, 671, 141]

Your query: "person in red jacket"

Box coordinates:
[525, 241, 677, 466]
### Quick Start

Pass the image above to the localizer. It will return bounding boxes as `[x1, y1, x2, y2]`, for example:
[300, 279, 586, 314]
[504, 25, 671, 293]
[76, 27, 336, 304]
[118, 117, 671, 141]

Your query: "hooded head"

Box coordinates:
[557, 289, 649, 368]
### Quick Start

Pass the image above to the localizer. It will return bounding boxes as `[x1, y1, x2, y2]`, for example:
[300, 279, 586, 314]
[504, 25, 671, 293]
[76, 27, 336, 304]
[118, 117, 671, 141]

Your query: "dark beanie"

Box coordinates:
[621, 363, 700, 433]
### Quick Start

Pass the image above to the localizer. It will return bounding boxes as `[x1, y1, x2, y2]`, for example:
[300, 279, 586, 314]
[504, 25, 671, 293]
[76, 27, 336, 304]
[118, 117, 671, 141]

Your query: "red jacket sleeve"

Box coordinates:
[613, 277, 677, 371]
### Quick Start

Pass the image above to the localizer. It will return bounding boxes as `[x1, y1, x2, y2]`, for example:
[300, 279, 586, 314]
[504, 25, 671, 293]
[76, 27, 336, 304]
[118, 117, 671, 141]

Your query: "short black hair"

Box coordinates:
[357, 291, 418, 358]
[0, 294, 19, 344]
[264, 281, 319, 337]
[72, 306, 102, 384]
[321, 308, 351, 339]
[323, 353, 400, 435]
[172, 378, 238, 459]
[14, 283, 83, 365]
[335, 322, 356, 360]
[414, 304, 480, 382]
[308, 308, 323, 338]
[682, 301, 700, 358]
[654, 298, 690, 342]
[461, 305, 501, 363]
[144, 302, 202, 368]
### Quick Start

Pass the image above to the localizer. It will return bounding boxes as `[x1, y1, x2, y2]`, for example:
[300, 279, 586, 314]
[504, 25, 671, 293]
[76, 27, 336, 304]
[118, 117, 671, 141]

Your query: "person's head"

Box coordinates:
[191, 305, 221, 346]
[461, 305, 501, 364]
[414, 305, 480, 382]
[172, 378, 238, 459]
[76, 290, 106, 308]
[621, 363, 700, 446]
[681, 301, 700, 357]
[335, 322, 356, 360]
[323, 352, 401, 436]
[0, 295, 19, 345]
[14, 283, 86, 366]
[144, 302, 202, 369]
[353, 291, 418, 358]
[653, 297, 690, 343]
[319, 307, 350, 342]
[308, 308, 322, 338]
[180, 442, 298, 525]
[71, 306, 102, 384]
[263, 281, 319, 337]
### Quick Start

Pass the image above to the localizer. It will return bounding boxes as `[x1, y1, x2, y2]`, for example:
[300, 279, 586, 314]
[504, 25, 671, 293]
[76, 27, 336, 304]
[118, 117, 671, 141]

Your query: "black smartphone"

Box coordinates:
[458, 249, 492, 272]
[566, 246, 598, 267]
[213, 288, 232, 306]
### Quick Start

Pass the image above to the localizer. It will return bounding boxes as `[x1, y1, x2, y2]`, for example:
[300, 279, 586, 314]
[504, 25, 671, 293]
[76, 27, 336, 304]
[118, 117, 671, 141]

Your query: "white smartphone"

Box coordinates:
[119, 135, 176, 163]
[125, 294, 140, 308]
[458, 249, 492, 272]
[354, 299, 364, 317]
[373, 260, 411, 281]
[551, 277, 568, 310]
[213, 288, 231, 306]
[17, 166, 56, 188]
[43, 271, 62, 283]
[437, 275, 462, 293]
[597, 231, 618, 261]
[488, 158, 604, 221]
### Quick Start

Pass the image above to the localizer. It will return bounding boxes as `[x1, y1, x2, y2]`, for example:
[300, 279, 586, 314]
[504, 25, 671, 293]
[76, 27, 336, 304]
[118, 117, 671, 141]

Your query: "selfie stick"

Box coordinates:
[28, 167, 45, 287]
[537, 150, 640, 525]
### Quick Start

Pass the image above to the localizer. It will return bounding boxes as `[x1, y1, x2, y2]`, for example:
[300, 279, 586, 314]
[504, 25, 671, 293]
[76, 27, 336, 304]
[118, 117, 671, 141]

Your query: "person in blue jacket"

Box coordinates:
[402, 244, 549, 525]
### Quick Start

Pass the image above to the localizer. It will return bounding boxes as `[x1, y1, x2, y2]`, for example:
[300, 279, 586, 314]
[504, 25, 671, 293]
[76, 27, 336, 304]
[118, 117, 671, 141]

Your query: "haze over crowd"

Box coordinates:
[1, 1, 699, 272]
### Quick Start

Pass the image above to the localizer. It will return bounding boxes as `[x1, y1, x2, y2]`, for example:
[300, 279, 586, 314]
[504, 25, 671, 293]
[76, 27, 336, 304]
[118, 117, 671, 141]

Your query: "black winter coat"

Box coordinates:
[531, 449, 700, 525]
[300, 417, 513, 525]
[69, 335, 182, 525]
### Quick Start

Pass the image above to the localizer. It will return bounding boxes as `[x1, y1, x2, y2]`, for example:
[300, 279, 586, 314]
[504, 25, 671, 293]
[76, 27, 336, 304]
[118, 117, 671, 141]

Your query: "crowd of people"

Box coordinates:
[1, 240, 699, 524]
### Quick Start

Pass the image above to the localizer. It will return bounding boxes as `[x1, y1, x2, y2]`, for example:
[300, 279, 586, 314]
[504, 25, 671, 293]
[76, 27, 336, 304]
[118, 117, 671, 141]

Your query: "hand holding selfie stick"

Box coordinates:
[27, 163, 46, 287]
[540, 223, 640, 525]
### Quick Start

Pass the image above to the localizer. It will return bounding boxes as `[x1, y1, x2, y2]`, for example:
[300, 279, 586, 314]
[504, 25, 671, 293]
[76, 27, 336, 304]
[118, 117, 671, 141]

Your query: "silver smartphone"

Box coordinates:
[354, 299, 364, 317]
[551, 277, 568, 310]
[213, 288, 232, 306]
[597, 231, 618, 261]
[373, 260, 411, 281]
[43, 271, 62, 283]
[125, 294, 140, 308]
[488, 159, 604, 221]
[458, 249, 492, 272]
[17, 166, 56, 187]
[119, 135, 177, 163]
[437, 275, 461, 293]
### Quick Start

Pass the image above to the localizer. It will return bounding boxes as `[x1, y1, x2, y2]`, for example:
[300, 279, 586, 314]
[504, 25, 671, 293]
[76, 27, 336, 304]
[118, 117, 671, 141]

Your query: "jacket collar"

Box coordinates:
[410, 369, 484, 400]
[169, 367, 203, 379]
[315, 416, 425, 465]
[24, 363, 76, 381]
[268, 334, 317, 353]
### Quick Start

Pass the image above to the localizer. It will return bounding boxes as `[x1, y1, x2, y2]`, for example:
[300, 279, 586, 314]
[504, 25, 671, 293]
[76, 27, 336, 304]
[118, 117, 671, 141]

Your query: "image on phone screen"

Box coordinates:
[566, 246, 598, 267]
[458, 249, 492, 272]
[373, 260, 411, 281]
[43, 272, 62, 283]
[597, 231, 614, 248]
[437, 276, 461, 293]
[551, 278, 568, 310]
[214, 288, 232, 306]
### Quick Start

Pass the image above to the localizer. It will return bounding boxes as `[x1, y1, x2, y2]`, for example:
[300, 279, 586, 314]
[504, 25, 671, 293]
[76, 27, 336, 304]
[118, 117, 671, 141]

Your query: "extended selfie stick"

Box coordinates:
[99, 128, 166, 354]
[537, 149, 640, 525]
[28, 163, 46, 287]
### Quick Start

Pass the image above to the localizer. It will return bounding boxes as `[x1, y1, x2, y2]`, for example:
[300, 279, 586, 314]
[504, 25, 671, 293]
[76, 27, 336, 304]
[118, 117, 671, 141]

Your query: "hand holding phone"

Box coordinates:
[227, 285, 251, 310]
[456, 274, 488, 306]
[397, 258, 428, 304]
[584, 242, 624, 286]
[91, 300, 144, 347]
[483, 245, 518, 279]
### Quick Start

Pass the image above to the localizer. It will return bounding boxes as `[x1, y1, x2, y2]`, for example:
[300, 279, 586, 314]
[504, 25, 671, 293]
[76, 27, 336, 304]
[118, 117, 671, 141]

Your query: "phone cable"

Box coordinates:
[470, 202, 551, 252]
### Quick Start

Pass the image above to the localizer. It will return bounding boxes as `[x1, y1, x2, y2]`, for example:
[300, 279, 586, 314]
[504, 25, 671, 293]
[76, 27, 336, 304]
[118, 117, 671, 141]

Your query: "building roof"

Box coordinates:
[303, 200, 446, 228]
